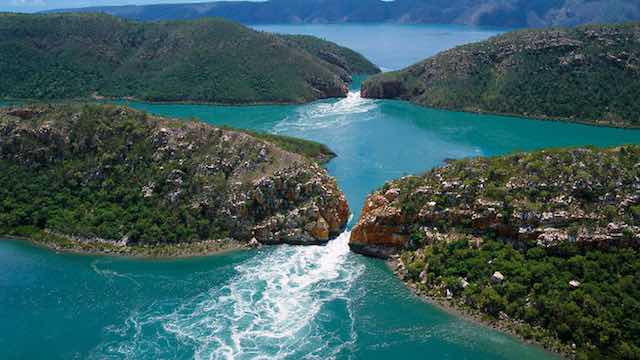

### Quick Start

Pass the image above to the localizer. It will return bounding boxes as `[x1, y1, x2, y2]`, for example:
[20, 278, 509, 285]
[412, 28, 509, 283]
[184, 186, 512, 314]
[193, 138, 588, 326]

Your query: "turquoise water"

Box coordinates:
[116, 82, 640, 218]
[4, 25, 640, 360]
[255, 23, 505, 70]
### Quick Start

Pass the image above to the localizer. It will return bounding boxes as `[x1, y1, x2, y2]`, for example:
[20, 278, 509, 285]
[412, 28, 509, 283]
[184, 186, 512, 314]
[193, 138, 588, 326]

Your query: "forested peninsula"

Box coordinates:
[362, 23, 640, 128]
[0, 104, 349, 256]
[350, 146, 640, 358]
[0, 13, 379, 104]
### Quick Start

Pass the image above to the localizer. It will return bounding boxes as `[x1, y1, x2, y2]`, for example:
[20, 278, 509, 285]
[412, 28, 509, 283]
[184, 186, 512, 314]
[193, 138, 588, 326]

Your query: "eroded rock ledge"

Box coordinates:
[350, 146, 640, 257]
[0, 104, 349, 255]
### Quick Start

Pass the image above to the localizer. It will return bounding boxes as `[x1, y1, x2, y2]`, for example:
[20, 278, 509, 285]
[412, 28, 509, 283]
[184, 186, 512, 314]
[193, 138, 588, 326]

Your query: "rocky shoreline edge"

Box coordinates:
[1, 231, 250, 258]
[387, 255, 571, 359]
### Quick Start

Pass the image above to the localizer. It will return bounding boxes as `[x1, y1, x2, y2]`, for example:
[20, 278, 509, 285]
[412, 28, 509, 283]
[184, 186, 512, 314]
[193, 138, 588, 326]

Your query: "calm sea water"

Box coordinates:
[255, 23, 505, 70]
[3, 25, 640, 360]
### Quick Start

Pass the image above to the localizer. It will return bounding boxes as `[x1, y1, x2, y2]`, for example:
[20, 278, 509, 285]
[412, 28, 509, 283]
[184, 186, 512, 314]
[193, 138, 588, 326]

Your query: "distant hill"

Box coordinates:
[362, 22, 640, 128]
[0, 13, 379, 104]
[48, 0, 640, 28]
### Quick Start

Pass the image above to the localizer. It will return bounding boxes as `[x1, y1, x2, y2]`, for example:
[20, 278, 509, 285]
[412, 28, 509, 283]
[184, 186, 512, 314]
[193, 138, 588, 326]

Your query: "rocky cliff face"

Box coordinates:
[350, 146, 640, 257]
[362, 23, 640, 128]
[349, 188, 409, 257]
[0, 105, 349, 251]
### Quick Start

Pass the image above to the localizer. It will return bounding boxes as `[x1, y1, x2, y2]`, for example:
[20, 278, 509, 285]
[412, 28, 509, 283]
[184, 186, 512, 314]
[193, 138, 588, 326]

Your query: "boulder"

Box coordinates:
[248, 237, 261, 248]
[419, 269, 428, 284]
[491, 271, 505, 284]
[310, 216, 330, 241]
[446, 288, 453, 299]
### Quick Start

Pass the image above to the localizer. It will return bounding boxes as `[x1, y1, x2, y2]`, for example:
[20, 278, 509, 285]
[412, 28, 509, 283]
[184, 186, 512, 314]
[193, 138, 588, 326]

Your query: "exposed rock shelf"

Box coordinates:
[350, 146, 640, 257]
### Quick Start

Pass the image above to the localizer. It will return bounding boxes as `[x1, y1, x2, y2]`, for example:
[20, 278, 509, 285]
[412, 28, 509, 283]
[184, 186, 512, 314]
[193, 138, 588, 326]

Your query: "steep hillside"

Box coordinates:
[362, 23, 640, 127]
[49, 0, 640, 28]
[280, 34, 381, 76]
[0, 104, 349, 256]
[0, 13, 379, 104]
[350, 146, 640, 358]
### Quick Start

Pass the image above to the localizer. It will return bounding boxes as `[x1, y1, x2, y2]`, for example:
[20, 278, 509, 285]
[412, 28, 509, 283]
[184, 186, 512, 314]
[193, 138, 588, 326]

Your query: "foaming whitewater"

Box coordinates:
[92, 230, 364, 360]
[273, 91, 376, 133]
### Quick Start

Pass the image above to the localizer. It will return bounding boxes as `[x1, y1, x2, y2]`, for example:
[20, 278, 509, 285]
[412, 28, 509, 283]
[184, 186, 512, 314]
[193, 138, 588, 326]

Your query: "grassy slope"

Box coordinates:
[235, 129, 336, 165]
[280, 34, 381, 75]
[362, 23, 640, 127]
[0, 13, 377, 104]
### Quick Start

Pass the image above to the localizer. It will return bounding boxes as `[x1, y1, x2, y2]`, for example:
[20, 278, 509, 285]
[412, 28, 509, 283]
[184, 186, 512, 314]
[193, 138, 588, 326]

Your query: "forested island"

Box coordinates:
[350, 145, 640, 358]
[362, 22, 640, 128]
[0, 104, 349, 256]
[0, 13, 379, 104]
[49, 0, 640, 28]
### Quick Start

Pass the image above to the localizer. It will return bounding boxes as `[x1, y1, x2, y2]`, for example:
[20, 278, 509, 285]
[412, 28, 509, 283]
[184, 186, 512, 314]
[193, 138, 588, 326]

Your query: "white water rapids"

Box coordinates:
[273, 91, 376, 134]
[92, 93, 375, 359]
[92, 229, 364, 360]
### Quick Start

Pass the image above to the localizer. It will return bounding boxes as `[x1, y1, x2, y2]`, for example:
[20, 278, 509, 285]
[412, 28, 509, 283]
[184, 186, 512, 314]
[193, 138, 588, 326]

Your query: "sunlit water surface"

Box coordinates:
[3, 25, 640, 360]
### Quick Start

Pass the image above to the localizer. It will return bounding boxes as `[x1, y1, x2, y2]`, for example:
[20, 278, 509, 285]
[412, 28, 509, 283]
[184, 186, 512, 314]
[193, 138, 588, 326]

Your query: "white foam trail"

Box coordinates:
[273, 91, 376, 133]
[93, 230, 363, 360]
[91, 260, 141, 286]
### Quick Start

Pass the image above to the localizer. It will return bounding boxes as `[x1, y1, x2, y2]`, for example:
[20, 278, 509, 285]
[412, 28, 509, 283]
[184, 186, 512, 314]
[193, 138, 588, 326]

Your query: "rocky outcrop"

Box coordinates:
[350, 146, 640, 257]
[362, 23, 640, 128]
[350, 190, 409, 257]
[353, 146, 640, 360]
[360, 79, 404, 100]
[246, 166, 349, 245]
[0, 104, 349, 252]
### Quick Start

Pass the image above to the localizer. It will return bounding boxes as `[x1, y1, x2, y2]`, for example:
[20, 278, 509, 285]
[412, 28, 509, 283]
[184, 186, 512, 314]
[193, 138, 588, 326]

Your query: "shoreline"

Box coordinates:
[1, 231, 249, 259]
[386, 255, 572, 359]
[0, 85, 360, 109]
[369, 97, 640, 130]
[0, 97, 326, 108]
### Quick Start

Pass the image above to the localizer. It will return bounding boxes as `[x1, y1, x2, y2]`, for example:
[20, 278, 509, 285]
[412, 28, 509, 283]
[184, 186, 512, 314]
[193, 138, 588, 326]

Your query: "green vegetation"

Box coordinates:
[362, 23, 640, 127]
[0, 104, 338, 251]
[402, 238, 640, 359]
[389, 146, 640, 232]
[356, 146, 640, 358]
[0, 13, 378, 104]
[281, 34, 381, 75]
[229, 127, 336, 164]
